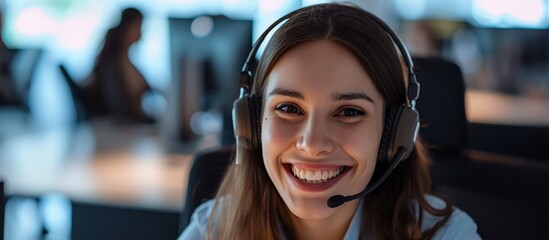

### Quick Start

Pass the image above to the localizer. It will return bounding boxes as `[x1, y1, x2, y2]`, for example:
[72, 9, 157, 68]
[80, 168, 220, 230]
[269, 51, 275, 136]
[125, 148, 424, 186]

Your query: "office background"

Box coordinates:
[1, 0, 548, 239]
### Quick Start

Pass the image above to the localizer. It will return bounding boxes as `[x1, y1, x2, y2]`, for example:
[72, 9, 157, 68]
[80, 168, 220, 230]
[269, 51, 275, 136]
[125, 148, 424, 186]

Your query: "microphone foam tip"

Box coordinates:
[327, 195, 346, 208]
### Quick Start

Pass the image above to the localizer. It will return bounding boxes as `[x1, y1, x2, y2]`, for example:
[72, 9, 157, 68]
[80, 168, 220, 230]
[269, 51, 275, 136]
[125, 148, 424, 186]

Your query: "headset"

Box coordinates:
[232, 4, 420, 167]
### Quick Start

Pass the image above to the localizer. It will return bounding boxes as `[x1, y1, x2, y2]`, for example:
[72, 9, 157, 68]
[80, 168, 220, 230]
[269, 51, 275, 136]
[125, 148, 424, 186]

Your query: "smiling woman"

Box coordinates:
[179, 3, 481, 240]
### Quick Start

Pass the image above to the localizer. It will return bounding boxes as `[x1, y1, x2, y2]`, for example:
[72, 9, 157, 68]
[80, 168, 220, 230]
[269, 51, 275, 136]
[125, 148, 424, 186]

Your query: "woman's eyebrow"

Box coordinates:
[268, 88, 304, 99]
[268, 88, 374, 104]
[332, 92, 375, 104]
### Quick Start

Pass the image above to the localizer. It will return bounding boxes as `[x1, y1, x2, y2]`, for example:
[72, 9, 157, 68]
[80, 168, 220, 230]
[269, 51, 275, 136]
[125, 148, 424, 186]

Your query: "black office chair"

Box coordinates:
[414, 56, 468, 152]
[178, 145, 234, 233]
[59, 64, 90, 122]
[59, 63, 111, 122]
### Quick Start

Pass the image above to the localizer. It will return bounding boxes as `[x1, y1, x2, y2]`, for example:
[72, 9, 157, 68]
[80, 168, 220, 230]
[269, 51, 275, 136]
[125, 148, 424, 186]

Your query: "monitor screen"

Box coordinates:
[168, 15, 252, 142]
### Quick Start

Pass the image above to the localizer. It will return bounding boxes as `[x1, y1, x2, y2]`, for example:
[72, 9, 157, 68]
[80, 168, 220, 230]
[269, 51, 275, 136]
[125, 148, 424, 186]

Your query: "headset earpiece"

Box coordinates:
[378, 104, 420, 163]
[232, 93, 261, 163]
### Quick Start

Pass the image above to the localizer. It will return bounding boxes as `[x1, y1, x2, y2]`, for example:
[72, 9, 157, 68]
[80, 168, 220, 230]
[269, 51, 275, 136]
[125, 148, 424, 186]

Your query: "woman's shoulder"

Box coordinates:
[192, 199, 216, 224]
[178, 199, 216, 240]
[422, 194, 482, 240]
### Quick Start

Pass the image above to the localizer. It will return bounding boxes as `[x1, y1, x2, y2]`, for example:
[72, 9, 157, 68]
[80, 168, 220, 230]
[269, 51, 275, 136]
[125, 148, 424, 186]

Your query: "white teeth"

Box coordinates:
[305, 171, 314, 181]
[291, 165, 345, 184]
[313, 171, 321, 181]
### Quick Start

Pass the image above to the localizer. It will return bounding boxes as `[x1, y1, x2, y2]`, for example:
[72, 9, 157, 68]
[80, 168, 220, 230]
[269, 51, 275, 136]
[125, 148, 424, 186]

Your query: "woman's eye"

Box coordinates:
[275, 103, 302, 115]
[335, 108, 365, 117]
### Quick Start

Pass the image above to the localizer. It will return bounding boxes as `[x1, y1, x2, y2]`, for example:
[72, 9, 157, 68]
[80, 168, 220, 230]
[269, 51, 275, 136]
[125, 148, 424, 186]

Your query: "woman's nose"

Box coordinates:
[296, 116, 334, 157]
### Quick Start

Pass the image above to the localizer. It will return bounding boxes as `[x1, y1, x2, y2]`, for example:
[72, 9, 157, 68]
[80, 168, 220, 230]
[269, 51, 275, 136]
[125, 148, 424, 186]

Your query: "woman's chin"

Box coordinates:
[285, 198, 335, 220]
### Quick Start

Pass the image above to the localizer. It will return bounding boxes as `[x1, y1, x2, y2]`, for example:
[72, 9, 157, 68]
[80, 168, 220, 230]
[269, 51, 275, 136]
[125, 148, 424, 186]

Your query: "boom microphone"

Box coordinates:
[327, 147, 407, 208]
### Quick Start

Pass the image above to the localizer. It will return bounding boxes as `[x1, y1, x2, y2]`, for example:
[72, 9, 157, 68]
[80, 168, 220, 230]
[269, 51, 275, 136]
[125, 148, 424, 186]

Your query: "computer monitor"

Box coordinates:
[168, 15, 252, 143]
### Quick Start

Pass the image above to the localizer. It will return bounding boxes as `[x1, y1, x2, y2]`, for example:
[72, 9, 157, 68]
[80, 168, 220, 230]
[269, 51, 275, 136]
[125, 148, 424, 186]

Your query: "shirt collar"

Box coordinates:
[343, 200, 363, 240]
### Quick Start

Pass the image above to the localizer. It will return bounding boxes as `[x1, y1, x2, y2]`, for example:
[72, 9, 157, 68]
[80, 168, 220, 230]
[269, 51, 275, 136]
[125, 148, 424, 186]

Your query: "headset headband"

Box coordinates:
[238, 4, 420, 109]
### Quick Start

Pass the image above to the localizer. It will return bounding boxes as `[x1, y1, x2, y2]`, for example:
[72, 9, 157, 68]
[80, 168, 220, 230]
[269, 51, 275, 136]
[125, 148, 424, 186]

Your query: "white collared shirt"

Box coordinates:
[179, 194, 481, 240]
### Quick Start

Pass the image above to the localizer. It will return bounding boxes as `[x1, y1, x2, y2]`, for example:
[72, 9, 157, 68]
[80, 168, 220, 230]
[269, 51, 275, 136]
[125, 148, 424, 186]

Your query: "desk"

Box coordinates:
[0, 118, 219, 239]
[466, 89, 549, 126]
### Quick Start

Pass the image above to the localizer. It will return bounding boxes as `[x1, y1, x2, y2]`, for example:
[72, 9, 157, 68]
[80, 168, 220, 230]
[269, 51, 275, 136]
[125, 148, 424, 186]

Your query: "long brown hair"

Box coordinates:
[209, 3, 452, 239]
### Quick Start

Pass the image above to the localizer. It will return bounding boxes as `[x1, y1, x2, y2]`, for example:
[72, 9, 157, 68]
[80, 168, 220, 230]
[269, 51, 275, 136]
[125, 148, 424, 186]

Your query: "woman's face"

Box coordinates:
[261, 40, 385, 221]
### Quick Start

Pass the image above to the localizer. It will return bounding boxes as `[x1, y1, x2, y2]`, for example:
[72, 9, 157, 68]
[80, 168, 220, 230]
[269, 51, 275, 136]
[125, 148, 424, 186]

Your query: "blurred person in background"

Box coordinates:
[83, 7, 154, 123]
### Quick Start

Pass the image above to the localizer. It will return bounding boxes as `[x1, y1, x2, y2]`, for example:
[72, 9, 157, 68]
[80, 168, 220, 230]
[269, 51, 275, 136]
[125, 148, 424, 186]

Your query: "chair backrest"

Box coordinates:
[179, 145, 234, 233]
[413, 57, 468, 152]
[59, 64, 89, 121]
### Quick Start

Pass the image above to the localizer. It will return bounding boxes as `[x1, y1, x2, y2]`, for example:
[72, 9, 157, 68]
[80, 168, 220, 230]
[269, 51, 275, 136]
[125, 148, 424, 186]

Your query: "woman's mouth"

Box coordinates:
[285, 164, 348, 185]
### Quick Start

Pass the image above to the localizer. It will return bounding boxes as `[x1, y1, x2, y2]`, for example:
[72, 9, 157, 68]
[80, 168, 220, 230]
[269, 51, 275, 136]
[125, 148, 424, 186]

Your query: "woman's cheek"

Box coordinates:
[261, 118, 296, 179]
[336, 124, 382, 160]
[262, 117, 298, 147]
